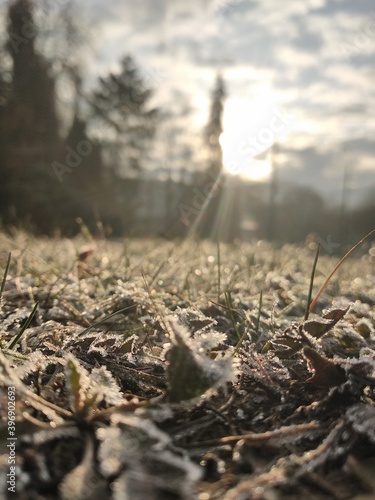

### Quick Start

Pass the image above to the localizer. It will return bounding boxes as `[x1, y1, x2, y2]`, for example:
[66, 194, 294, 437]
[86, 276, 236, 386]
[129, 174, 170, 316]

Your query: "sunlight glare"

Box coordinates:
[238, 158, 272, 181]
[220, 89, 285, 182]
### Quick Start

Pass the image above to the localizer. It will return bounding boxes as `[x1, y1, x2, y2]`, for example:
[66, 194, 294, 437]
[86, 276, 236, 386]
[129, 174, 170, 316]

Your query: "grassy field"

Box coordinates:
[0, 231, 374, 499]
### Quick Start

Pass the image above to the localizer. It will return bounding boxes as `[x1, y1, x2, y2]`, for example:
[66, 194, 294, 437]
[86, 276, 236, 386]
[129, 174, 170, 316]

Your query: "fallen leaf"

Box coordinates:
[303, 347, 347, 387]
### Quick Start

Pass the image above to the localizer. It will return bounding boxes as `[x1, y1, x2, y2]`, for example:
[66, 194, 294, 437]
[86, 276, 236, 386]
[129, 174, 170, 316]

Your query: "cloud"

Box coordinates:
[73, 0, 375, 199]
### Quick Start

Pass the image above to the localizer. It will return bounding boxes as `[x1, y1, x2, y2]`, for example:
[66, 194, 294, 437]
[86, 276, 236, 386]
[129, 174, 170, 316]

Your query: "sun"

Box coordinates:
[219, 90, 284, 182]
[220, 128, 273, 182]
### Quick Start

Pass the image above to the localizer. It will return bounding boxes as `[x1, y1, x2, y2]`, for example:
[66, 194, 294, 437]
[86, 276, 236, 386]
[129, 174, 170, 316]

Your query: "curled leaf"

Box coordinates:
[303, 318, 336, 338]
[303, 347, 347, 387]
[303, 307, 349, 338]
[323, 306, 350, 321]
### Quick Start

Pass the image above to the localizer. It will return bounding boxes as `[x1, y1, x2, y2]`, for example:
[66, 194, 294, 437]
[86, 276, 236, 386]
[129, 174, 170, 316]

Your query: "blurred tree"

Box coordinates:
[0, 0, 61, 232]
[204, 72, 225, 177]
[274, 185, 327, 243]
[86, 55, 161, 235]
[346, 187, 375, 245]
[34, 0, 93, 131]
[7, 0, 59, 152]
[196, 72, 241, 242]
[266, 144, 279, 241]
[192, 73, 225, 240]
[0, 0, 127, 235]
[90, 55, 158, 175]
[53, 114, 129, 236]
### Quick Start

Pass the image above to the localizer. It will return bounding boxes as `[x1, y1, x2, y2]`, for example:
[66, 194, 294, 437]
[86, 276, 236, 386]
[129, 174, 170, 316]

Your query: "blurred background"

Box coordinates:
[0, 0, 374, 246]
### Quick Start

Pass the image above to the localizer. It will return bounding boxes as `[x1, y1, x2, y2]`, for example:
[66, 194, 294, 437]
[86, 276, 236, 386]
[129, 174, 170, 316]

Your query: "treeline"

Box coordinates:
[250, 182, 375, 248]
[0, 0, 159, 236]
[0, 1, 229, 239]
[130, 176, 374, 249]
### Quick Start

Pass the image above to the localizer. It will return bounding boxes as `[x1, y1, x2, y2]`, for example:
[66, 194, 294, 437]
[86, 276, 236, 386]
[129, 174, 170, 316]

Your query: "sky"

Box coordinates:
[34, 1, 375, 204]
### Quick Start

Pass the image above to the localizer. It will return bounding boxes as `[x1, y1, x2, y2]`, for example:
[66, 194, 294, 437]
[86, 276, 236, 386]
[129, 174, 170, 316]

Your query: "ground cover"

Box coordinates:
[0, 231, 374, 499]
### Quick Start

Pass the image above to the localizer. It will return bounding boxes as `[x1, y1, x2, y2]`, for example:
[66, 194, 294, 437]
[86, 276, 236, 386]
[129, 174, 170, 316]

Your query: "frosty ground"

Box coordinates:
[0, 232, 374, 499]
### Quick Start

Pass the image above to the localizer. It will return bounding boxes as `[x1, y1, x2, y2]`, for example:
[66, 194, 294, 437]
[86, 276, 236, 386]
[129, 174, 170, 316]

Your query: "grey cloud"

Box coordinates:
[73, 0, 374, 202]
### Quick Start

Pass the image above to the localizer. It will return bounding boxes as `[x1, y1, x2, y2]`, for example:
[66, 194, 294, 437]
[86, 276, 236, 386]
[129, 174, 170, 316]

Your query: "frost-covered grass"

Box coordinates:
[0, 231, 374, 499]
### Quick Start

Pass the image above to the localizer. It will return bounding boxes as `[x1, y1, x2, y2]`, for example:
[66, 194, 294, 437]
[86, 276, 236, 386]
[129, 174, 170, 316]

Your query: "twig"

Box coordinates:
[187, 420, 320, 447]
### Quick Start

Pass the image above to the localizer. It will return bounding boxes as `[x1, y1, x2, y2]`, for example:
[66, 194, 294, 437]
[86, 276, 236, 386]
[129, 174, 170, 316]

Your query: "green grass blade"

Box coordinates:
[8, 302, 39, 350]
[225, 291, 242, 340]
[77, 304, 137, 337]
[304, 243, 320, 320]
[255, 289, 263, 334]
[0, 252, 11, 303]
[233, 289, 263, 357]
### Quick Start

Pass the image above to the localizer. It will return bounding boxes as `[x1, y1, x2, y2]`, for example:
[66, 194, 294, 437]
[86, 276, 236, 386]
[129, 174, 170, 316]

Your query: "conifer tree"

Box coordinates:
[196, 73, 242, 242]
[7, 0, 59, 154]
[90, 55, 158, 174]
[204, 73, 226, 177]
[196, 73, 228, 240]
[0, 0, 61, 232]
